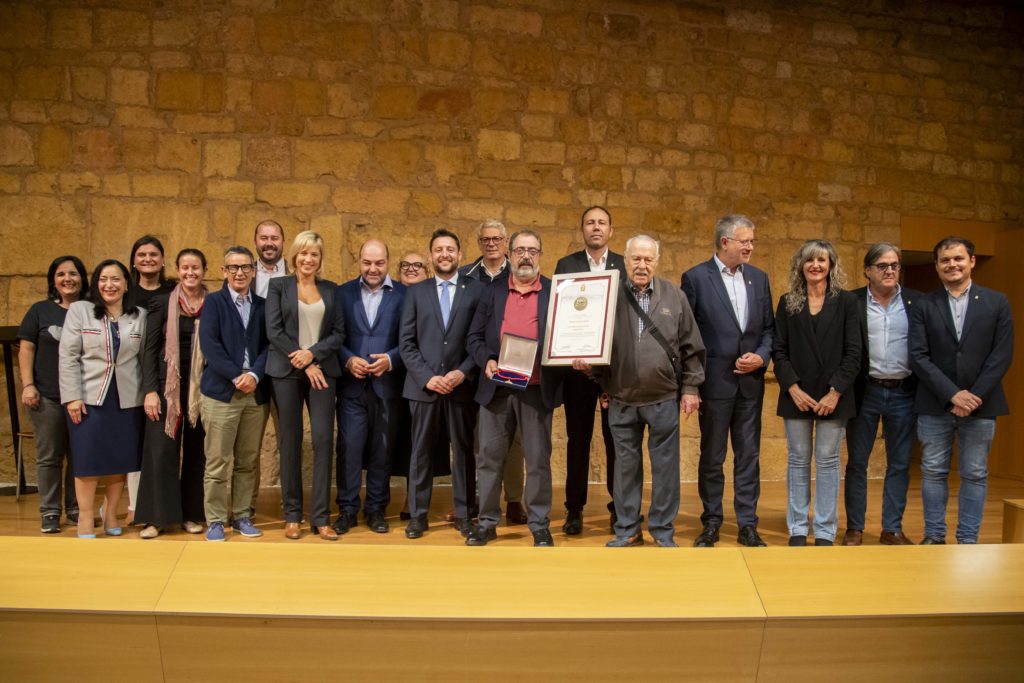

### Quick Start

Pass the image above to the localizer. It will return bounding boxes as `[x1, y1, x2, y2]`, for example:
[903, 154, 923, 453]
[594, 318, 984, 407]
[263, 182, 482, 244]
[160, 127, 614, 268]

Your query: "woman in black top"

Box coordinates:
[136, 249, 209, 539]
[17, 255, 89, 533]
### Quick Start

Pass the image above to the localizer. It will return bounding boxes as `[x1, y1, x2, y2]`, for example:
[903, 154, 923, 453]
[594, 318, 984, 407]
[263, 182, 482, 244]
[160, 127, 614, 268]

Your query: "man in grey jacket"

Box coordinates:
[574, 234, 705, 547]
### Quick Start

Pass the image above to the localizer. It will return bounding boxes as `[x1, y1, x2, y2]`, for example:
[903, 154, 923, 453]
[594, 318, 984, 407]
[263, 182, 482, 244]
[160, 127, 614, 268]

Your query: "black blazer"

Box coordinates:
[681, 258, 774, 400]
[851, 285, 920, 409]
[466, 277, 563, 410]
[773, 290, 861, 420]
[265, 276, 346, 378]
[399, 275, 483, 403]
[141, 292, 201, 393]
[909, 284, 1013, 417]
[554, 249, 627, 277]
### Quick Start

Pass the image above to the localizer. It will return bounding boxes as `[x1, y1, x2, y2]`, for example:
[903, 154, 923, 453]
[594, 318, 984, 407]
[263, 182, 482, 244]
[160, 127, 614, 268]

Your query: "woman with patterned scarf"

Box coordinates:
[136, 249, 210, 539]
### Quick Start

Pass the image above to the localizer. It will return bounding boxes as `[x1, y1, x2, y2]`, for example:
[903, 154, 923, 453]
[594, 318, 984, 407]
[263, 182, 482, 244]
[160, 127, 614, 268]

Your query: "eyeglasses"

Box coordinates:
[224, 264, 254, 274]
[870, 262, 901, 272]
[399, 261, 425, 271]
[512, 247, 541, 257]
[725, 237, 756, 248]
[478, 236, 505, 245]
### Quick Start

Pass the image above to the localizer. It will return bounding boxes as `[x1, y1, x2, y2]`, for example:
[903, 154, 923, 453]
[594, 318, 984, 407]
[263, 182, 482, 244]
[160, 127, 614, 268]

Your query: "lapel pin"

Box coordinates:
[974, 295, 979, 300]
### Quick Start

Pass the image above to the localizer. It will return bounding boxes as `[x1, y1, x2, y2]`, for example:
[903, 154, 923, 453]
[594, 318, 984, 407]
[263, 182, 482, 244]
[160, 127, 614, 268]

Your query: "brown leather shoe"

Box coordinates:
[506, 501, 528, 525]
[880, 530, 915, 545]
[317, 525, 339, 541]
[284, 522, 301, 540]
[841, 529, 863, 546]
[443, 509, 457, 523]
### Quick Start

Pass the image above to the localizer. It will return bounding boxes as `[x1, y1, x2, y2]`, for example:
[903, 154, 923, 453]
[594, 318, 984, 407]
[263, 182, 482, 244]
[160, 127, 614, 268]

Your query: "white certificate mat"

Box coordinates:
[542, 269, 618, 366]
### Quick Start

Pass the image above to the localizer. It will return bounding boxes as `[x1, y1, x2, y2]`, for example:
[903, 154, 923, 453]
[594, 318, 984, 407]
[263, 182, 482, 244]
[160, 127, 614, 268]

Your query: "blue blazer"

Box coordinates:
[399, 276, 482, 403]
[265, 276, 346, 378]
[466, 277, 563, 410]
[199, 283, 270, 404]
[337, 278, 406, 400]
[681, 258, 774, 400]
[909, 284, 1013, 417]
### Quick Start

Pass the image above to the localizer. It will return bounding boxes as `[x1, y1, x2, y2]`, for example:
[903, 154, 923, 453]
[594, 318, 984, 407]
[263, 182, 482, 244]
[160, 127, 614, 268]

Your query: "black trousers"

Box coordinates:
[407, 397, 476, 520]
[136, 389, 206, 527]
[562, 369, 616, 512]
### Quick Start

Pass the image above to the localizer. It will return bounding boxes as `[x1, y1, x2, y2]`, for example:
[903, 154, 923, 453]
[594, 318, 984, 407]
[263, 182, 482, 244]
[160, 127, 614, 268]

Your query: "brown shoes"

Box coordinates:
[317, 525, 339, 541]
[506, 501, 528, 525]
[879, 531, 915, 545]
[841, 529, 863, 546]
[284, 522, 301, 540]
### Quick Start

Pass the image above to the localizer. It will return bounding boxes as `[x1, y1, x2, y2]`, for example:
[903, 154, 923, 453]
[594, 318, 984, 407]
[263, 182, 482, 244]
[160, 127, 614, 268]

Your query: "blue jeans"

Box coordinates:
[784, 418, 844, 541]
[844, 383, 916, 532]
[918, 414, 996, 544]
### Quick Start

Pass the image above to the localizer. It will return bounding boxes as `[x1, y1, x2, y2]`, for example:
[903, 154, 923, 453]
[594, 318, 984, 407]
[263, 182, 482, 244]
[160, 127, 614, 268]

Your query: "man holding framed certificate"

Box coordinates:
[465, 230, 564, 547]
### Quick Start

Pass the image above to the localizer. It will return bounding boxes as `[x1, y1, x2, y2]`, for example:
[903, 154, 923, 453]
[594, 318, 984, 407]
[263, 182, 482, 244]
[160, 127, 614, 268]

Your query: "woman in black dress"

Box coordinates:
[17, 255, 89, 533]
[136, 249, 209, 539]
[58, 260, 147, 538]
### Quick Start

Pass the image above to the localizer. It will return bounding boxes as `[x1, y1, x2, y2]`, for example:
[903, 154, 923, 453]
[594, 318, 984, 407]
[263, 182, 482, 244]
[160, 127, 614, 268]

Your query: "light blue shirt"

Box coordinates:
[229, 287, 258, 381]
[360, 275, 393, 328]
[436, 273, 458, 308]
[713, 254, 748, 333]
[866, 285, 911, 379]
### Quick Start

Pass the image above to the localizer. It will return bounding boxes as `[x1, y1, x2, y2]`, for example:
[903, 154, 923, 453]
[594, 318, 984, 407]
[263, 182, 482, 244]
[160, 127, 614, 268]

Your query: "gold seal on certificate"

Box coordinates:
[542, 270, 619, 366]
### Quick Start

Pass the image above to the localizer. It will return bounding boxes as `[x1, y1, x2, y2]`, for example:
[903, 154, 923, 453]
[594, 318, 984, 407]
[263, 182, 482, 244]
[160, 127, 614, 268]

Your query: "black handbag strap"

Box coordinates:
[621, 281, 681, 377]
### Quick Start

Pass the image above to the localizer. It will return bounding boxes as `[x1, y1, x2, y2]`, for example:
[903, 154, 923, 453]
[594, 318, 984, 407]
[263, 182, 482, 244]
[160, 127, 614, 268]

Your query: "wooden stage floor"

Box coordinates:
[2, 475, 1024, 681]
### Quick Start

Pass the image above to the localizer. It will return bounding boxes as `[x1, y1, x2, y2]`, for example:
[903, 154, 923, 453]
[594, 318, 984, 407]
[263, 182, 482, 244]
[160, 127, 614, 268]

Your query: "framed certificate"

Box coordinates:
[542, 269, 619, 366]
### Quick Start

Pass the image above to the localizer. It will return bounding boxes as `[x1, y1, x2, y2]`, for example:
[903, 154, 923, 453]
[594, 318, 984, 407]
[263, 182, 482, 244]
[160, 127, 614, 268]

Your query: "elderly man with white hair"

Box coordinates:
[575, 234, 705, 547]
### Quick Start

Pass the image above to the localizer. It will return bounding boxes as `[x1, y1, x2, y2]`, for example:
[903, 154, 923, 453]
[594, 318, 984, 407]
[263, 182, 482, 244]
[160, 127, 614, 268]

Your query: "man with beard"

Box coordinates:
[400, 229, 483, 539]
[253, 220, 287, 298]
[554, 206, 626, 534]
[335, 239, 406, 535]
[465, 230, 563, 546]
[910, 236, 1013, 545]
[575, 235, 705, 547]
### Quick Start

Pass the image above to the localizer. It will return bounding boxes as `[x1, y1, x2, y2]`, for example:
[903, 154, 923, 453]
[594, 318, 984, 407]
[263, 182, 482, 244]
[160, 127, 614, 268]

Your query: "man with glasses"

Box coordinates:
[682, 215, 773, 547]
[466, 231, 563, 546]
[460, 219, 528, 525]
[842, 243, 920, 546]
[198, 247, 271, 541]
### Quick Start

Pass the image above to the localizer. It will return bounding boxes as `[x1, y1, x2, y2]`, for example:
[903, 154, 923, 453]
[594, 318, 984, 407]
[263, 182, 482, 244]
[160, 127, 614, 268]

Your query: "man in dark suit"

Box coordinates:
[909, 236, 1014, 545]
[198, 246, 271, 542]
[400, 229, 483, 539]
[681, 215, 774, 547]
[842, 243, 919, 546]
[335, 239, 406, 535]
[465, 230, 563, 546]
[554, 205, 626, 535]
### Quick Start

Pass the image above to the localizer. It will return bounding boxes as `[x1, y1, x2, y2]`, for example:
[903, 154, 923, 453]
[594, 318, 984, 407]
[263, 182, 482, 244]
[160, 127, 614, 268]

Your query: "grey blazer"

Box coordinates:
[265, 275, 346, 378]
[59, 300, 148, 408]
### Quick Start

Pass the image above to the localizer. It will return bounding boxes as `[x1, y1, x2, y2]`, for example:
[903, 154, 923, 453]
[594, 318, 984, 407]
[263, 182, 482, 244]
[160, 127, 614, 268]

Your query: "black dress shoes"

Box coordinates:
[562, 509, 583, 535]
[465, 525, 497, 546]
[405, 516, 428, 539]
[788, 535, 807, 546]
[532, 528, 555, 546]
[737, 526, 767, 547]
[332, 511, 357, 535]
[506, 501, 528, 525]
[693, 523, 721, 547]
[452, 517, 473, 537]
[920, 536, 946, 545]
[814, 538, 834, 546]
[366, 511, 389, 534]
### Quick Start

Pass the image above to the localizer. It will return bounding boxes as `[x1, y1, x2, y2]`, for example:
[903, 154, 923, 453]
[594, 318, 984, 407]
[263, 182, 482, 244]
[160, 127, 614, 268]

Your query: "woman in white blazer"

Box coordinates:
[59, 259, 147, 538]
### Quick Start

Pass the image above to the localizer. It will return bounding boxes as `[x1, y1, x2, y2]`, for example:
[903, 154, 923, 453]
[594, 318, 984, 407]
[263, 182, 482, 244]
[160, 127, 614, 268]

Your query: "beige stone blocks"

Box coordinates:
[477, 130, 522, 161]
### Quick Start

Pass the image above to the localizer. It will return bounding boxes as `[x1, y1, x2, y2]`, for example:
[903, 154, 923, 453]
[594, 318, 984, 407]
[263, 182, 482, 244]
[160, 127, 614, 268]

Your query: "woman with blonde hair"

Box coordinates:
[773, 240, 861, 547]
[265, 231, 346, 540]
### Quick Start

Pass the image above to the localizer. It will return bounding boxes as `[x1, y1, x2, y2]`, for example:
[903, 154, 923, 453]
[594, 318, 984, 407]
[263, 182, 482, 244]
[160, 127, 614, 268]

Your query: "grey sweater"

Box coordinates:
[600, 277, 705, 406]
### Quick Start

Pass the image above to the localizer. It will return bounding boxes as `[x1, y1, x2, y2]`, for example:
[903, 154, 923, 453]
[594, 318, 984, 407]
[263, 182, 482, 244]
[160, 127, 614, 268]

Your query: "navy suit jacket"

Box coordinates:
[265, 276, 346, 378]
[337, 278, 406, 400]
[554, 249, 627, 277]
[466, 276, 563, 410]
[399, 275, 483, 403]
[909, 283, 1013, 417]
[773, 291, 861, 420]
[199, 283, 270, 404]
[851, 285, 920, 409]
[681, 258, 774, 400]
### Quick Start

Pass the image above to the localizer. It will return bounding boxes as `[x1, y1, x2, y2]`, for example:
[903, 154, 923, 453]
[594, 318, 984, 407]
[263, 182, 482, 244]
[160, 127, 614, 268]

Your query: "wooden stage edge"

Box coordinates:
[2, 538, 1024, 681]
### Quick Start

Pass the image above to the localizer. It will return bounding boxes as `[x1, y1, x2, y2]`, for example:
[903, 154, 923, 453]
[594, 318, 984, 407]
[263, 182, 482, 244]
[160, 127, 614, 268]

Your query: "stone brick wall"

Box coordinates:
[0, 0, 1021, 485]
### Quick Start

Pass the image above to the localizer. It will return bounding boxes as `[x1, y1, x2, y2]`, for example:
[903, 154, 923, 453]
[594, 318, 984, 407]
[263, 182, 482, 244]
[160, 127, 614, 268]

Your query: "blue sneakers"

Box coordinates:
[206, 522, 225, 542]
[232, 518, 262, 538]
